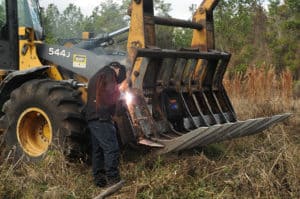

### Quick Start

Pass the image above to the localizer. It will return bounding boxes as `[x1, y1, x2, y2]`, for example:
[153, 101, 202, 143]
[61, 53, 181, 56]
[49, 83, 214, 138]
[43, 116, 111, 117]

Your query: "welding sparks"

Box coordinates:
[125, 91, 133, 105]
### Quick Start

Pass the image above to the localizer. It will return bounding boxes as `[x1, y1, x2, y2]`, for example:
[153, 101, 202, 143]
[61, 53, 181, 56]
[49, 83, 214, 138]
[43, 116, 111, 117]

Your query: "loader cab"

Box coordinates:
[18, 0, 43, 40]
[0, 0, 43, 71]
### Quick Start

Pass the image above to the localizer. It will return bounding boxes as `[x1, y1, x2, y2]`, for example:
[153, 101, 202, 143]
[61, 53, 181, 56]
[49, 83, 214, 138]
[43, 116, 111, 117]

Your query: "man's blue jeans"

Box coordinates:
[88, 120, 120, 185]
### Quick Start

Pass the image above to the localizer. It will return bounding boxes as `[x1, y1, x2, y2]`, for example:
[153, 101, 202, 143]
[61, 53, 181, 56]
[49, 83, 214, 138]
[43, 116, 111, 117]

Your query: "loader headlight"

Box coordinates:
[125, 91, 134, 105]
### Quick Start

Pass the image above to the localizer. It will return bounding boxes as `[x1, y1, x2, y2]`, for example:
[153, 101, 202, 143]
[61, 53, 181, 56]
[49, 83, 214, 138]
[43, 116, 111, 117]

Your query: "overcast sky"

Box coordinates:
[39, 0, 197, 20]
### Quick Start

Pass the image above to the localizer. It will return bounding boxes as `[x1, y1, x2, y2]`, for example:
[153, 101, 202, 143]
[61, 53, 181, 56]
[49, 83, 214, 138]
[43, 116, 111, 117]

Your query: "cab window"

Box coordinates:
[18, 0, 43, 40]
[0, 0, 7, 39]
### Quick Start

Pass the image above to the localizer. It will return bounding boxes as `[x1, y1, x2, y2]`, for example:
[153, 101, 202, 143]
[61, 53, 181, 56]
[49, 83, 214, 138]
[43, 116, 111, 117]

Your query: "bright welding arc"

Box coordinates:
[125, 91, 133, 105]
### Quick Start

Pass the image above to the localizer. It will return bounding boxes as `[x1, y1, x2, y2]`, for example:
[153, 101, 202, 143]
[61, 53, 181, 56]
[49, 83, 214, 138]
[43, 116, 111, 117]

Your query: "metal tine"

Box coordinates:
[171, 58, 187, 88]
[212, 58, 229, 122]
[189, 118, 267, 148]
[176, 124, 231, 151]
[202, 59, 218, 89]
[167, 121, 185, 136]
[180, 92, 198, 129]
[157, 125, 220, 154]
[193, 91, 218, 125]
[188, 59, 199, 85]
[174, 57, 188, 89]
[205, 118, 273, 145]
[194, 60, 208, 89]
[157, 114, 292, 154]
[182, 59, 198, 89]
[156, 58, 192, 137]
[224, 118, 269, 140]
[212, 56, 237, 122]
[210, 58, 231, 122]
[212, 120, 248, 143]
[183, 59, 209, 126]
[202, 61, 227, 123]
[172, 58, 198, 130]
[201, 91, 219, 123]
[234, 118, 274, 138]
[154, 112, 184, 138]
[238, 114, 291, 138]
[203, 90, 227, 123]
[208, 54, 236, 121]
[205, 57, 235, 123]
[187, 58, 211, 126]
[198, 59, 222, 124]
[218, 86, 237, 121]
[187, 122, 237, 149]
[200, 122, 246, 146]
[220, 87, 237, 121]
[192, 93, 210, 126]
[157, 121, 185, 137]
[217, 115, 289, 142]
[212, 54, 230, 89]
[156, 58, 170, 81]
[158, 58, 176, 87]
[157, 114, 291, 154]
[195, 119, 261, 145]
[212, 91, 229, 123]
[181, 59, 192, 86]
[152, 100, 186, 138]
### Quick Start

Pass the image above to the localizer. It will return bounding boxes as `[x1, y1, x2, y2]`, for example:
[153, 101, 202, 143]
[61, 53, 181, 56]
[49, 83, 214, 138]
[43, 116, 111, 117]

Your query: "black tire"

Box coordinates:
[2, 79, 87, 162]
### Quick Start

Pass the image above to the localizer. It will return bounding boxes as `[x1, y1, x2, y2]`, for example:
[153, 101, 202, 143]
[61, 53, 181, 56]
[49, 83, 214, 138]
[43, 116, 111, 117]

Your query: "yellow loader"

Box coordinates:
[0, 0, 290, 161]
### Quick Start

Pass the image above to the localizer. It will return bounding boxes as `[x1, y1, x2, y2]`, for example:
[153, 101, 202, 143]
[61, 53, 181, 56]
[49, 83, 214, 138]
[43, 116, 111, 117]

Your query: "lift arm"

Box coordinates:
[127, 0, 220, 87]
[192, 0, 219, 50]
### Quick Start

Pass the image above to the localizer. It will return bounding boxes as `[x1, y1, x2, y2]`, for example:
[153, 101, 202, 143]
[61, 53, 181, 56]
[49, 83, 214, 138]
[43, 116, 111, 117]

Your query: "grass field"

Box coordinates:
[0, 67, 299, 198]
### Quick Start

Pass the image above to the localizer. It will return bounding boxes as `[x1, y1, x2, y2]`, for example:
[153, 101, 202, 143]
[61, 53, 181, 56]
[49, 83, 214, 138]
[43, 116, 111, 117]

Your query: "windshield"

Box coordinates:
[18, 0, 43, 40]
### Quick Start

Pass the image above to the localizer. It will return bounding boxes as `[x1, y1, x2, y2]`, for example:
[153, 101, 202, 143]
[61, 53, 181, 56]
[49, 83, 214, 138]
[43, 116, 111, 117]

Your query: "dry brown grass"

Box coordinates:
[224, 65, 296, 119]
[0, 66, 299, 198]
[224, 66, 293, 99]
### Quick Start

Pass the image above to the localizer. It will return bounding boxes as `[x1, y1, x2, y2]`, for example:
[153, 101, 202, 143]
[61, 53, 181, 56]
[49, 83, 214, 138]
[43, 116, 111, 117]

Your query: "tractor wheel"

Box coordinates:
[2, 79, 87, 162]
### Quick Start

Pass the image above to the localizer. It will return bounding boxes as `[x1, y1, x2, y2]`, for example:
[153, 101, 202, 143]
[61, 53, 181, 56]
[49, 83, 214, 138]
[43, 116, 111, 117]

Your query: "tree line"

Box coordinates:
[41, 0, 299, 79]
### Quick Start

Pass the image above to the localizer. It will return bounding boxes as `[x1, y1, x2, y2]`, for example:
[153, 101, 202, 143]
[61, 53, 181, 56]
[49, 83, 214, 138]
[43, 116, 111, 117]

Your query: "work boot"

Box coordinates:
[106, 176, 121, 187]
[94, 175, 107, 187]
[95, 180, 107, 188]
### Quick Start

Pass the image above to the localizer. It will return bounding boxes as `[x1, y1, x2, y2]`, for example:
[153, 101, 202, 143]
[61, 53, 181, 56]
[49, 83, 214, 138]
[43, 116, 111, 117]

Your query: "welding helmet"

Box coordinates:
[110, 62, 127, 84]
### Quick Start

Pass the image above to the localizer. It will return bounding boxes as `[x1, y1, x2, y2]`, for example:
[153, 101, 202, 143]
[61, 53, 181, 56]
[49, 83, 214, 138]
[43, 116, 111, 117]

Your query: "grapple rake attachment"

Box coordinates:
[119, 0, 291, 154]
[124, 49, 291, 154]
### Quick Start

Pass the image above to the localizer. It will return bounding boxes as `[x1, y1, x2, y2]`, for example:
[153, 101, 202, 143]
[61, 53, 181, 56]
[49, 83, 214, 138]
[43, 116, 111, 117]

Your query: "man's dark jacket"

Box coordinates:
[86, 66, 120, 121]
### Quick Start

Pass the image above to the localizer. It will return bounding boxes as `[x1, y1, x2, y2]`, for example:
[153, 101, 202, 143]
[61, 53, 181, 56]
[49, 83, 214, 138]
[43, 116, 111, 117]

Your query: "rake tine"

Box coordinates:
[172, 58, 187, 89]
[186, 59, 198, 90]
[200, 122, 244, 146]
[234, 118, 273, 138]
[192, 93, 210, 126]
[184, 123, 232, 150]
[238, 113, 292, 138]
[158, 58, 176, 87]
[212, 91, 229, 123]
[187, 123, 235, 149]
[157, 125, 220, 153]
[180, 92, 198, 129]
[202, 91, 219, 123]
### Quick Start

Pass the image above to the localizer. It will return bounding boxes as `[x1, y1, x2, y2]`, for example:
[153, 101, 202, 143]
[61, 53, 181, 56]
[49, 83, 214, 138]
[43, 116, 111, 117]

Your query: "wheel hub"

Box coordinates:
[17, 108, 53, 157]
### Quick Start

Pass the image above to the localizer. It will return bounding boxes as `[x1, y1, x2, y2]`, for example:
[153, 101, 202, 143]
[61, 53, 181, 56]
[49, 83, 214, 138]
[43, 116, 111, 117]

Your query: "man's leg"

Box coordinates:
[89, 121, 106, 187]
[95, 122, 121, 185]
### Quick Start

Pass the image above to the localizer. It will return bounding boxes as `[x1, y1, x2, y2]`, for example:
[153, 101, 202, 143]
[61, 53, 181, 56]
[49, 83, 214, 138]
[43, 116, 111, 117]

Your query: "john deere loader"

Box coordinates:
[0, 0, 290, 161]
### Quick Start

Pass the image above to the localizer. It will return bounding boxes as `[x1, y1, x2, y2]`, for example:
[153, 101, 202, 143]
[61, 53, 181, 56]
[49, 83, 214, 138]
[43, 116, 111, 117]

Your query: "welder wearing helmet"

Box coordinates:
[86, 62, 126, 187]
